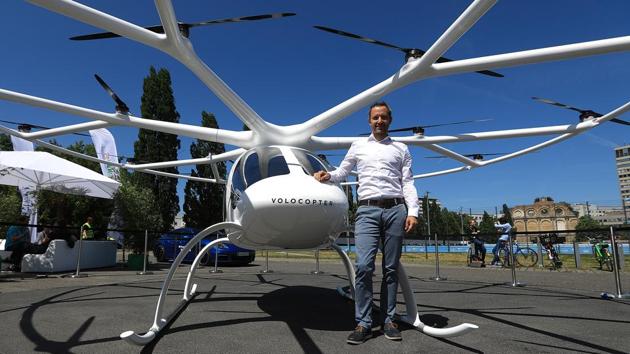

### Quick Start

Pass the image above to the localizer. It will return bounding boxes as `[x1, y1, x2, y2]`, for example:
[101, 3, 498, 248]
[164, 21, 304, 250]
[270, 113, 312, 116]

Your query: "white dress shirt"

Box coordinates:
[329, 135, 419, 217]
[495, 223, 512, 241]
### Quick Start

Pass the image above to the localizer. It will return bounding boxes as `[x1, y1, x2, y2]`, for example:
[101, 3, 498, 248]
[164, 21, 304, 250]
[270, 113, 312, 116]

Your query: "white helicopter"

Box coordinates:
[2, 0, 630, 346]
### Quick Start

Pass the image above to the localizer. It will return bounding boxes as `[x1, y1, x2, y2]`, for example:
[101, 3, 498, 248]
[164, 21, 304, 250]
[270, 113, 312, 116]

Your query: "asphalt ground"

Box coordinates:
[1, 259, 629, 354]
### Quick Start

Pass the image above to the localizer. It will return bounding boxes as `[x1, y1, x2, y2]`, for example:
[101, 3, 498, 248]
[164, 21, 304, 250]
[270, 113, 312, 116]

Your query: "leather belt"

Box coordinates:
[358, 198, 405, 208]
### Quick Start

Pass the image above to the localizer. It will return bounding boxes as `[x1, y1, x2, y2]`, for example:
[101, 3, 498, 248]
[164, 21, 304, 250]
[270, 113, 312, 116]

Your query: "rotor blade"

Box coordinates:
[611, 117, 630, 126]
[360, 118, 493, 135]
[420, 118, 493, 129]
[94, 74, 130, 114]
[314, 25, 406, 52]
[189, 12, 296, 27]
[425, 152, 507, 159]
[531, 97, 588, 113]
[70, 13, 294, 41]
[434, 56, 503, 77]
[0, 119, 90, 137]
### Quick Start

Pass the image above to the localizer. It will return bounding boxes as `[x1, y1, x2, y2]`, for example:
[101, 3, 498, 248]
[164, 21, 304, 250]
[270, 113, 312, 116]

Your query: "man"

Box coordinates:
[491, 217, 512, 266]
[468, 219, 486, 266]
[81, 216, 94, 240]
[314, 102, 419, 344]
[5, 215, 45, 271]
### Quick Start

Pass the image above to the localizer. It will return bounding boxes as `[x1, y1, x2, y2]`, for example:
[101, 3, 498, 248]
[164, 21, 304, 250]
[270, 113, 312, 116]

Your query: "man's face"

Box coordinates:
[368, 105, 392, 136]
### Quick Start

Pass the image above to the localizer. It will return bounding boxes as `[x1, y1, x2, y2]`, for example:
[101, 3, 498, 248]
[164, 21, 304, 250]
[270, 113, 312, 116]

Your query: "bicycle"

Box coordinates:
[586, 236, 614, 271]
[540, 233, 564, 270]
[496, 240, 538, 268]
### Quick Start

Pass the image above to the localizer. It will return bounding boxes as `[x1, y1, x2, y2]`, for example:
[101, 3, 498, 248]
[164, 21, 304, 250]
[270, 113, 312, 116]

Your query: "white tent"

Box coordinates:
[0, 151, 120, 199]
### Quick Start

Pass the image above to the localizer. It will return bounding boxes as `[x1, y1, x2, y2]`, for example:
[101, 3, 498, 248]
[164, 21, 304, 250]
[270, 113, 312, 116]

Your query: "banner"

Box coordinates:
[89, 128, 120, 181]
[11, 135, 38, 242]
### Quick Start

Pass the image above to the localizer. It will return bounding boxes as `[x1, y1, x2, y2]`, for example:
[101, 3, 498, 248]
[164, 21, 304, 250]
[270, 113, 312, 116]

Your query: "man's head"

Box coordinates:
[499, 216, 507, 224]
[87, 216, 93, 223]
[18, 214, 29, 224]
[368, 101, 392, 140]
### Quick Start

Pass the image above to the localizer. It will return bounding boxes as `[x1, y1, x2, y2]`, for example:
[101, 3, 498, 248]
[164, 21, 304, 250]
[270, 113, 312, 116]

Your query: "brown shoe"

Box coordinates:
[347, 325, 372, 344]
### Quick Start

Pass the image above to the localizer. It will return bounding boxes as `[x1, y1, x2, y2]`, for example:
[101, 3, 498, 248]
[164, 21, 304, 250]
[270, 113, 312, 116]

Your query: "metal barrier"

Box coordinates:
[505, 234, 524, 287]
[429, 233, 446, 281]
[260, 250, 273, 273]
[311, 249, 324, 275]
[137, 230, 153, 275]
[602, 226, 630, 299]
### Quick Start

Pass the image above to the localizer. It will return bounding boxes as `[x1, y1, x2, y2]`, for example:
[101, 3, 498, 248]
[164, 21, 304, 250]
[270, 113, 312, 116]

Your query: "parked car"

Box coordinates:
[153, 227, 255, 265]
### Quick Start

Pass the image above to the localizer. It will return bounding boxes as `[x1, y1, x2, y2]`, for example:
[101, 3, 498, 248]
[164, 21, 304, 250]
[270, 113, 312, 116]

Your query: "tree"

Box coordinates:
[575, 215, 604, 241]
[183, 111, 226, 228]
[133, 66, 181, 230]
[0, 186, 21, 237]
[113, 170, 162, 253]
[0, 134, 12, 150]
[479, 211, 497, 241]
[502, 203, 514, 229]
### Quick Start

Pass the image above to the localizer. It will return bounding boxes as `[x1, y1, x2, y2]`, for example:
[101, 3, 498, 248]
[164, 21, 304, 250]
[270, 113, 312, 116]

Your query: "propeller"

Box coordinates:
[532, 97, 630, 126]
[94, 74, 130, 115]
[313, 25, 503, 78]
[425, 152, 508, 161]
[0, 119, 90, 137]
[359, 118, 492, 136]
[70, 12, 296, 41]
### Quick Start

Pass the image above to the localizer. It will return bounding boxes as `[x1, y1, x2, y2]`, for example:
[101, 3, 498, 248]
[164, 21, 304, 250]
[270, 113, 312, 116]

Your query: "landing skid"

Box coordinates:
[331, 245, 478, 338]
[120, 222, 241, 346]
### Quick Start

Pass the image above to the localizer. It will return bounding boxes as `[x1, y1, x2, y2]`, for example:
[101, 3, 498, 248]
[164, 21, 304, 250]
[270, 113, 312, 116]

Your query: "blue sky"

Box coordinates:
[1, 0, 630, 214]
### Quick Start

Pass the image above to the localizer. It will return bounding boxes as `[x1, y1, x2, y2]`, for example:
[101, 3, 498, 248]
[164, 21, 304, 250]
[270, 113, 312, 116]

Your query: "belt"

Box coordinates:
[358, 198, 405, 208]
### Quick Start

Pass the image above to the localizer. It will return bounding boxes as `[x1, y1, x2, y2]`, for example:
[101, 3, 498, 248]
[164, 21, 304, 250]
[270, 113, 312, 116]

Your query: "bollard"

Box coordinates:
[311, 249, 324, 275]
[536, 235, 544, 268]
[137, 230, 153, 275]
[505, 235, 525, 287]
[617, 243, 625, 270]
[209, 232, 223, 274]
[573, 241, 581, 269]
[260, 250, 273, 273]
[429, 233, 446, 281]
[602, 226, 630, 299]
[69, 237, 87, 278]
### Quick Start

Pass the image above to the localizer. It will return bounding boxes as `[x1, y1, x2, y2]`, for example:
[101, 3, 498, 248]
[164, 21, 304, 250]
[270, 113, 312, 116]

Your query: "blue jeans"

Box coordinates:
[354, 204, 406, 329]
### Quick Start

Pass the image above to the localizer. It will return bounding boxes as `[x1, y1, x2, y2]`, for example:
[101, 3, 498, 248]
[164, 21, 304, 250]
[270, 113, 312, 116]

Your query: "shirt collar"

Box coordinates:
[367, 134, 392, 144]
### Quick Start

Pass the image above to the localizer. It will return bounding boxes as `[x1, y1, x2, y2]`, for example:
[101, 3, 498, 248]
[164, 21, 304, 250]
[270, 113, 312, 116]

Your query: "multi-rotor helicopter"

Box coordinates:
[1, 0, 630, 346]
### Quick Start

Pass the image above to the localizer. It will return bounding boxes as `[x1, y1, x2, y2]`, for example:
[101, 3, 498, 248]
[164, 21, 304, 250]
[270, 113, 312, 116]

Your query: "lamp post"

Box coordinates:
[459, 207, 464, 243]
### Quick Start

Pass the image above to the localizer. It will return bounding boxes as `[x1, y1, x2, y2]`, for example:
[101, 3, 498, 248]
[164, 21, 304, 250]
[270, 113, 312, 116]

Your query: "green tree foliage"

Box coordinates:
[0, 134, 12, 150]
[113, 170, 162, 252]
[502, 203, 514, 229]
[479, 211, 497, 241]
[133, 66, 181, 230]
[183, 111, 226, 228]
[0, 186, 21, 237]
[575, 215, 604, 241]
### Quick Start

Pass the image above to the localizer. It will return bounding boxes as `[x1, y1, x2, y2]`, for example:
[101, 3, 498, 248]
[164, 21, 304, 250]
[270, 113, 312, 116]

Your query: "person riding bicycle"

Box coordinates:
[468, 219, 486, 266]
[491, 217, 512, 266]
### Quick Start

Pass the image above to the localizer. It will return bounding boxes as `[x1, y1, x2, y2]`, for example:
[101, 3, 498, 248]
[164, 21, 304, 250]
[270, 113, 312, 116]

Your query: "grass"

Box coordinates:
[263, 249, 629, 272]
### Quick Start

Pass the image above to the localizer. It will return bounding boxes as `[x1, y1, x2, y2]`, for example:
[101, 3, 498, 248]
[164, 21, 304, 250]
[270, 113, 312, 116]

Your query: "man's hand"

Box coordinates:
[313, 171, 331, 182]
[405, 216, 418, 234]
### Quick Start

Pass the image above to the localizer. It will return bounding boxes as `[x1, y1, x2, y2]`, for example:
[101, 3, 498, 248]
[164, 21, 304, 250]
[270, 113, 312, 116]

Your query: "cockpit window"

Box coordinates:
[244, 153, 263, 187]
[239, 147, 290, 189]
[291, 149, 328, 175]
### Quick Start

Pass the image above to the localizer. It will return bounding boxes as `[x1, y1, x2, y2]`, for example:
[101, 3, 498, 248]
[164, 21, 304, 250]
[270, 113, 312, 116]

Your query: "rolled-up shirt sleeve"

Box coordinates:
[401, 145, 419, 217]
[329, 143, 357, 183]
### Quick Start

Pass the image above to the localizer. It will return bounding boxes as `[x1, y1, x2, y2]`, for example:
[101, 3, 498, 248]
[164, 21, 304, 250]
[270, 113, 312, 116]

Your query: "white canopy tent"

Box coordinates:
[0, 151, 120, 199]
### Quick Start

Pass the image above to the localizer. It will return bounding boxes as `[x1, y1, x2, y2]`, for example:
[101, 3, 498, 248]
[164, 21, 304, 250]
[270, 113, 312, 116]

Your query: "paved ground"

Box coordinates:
[1, 258, 629, 353]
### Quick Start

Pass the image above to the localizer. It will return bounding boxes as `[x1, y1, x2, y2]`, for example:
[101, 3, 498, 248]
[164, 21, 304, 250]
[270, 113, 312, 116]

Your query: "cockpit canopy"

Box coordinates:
[231, 146, 330, 192]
